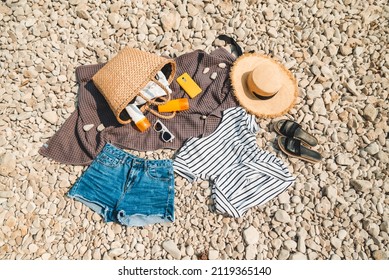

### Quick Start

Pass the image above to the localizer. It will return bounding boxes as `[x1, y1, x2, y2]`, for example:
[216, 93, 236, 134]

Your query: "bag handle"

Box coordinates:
[139, 75, 176, 119]
[143, 103, 177, 119]
[217, 35, 243, 57]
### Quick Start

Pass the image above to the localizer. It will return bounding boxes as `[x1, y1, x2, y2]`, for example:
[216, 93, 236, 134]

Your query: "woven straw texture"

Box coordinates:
[230, 53, 298, 118]
[92, 47, 176, 124]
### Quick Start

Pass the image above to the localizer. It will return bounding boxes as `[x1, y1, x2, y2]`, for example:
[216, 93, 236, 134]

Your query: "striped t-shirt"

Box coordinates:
[173, 107, 295, 217]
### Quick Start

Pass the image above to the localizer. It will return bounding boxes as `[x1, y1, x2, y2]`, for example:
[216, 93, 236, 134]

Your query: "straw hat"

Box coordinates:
[230, 53, 298, 118]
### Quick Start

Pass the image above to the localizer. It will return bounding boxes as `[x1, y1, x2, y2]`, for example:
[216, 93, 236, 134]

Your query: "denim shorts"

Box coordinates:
[67, 143, 175, 226]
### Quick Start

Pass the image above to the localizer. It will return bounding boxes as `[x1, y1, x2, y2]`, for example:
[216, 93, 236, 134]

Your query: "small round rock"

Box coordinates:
[97, 124, 105, 132]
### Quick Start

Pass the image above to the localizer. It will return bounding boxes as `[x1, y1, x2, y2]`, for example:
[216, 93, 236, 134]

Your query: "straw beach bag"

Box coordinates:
[92, 47, 176, 124]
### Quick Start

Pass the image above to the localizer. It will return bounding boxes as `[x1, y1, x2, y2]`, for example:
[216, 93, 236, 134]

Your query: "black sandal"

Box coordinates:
[278, 136, 321, 164]
[274, 119, 318, 147]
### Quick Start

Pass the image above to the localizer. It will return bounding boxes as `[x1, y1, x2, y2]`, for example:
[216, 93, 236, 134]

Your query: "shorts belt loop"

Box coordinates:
[144, 159, 148, 170]
[121, 155, 127, 165]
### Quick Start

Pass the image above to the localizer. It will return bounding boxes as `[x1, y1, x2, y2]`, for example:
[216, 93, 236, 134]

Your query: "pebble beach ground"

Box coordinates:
[0, 0, 388, 260]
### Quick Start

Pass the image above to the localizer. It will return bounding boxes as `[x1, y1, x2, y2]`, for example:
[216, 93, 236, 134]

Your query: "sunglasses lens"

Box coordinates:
[154, 122, 163, 132]
[162, 132, 172, 142]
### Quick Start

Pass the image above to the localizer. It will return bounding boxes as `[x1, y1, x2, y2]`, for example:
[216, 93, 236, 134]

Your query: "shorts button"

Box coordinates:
[201, 115, 207, 120]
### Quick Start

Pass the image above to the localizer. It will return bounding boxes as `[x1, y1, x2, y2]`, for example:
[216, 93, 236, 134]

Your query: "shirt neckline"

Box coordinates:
[187, 107, 243, 142]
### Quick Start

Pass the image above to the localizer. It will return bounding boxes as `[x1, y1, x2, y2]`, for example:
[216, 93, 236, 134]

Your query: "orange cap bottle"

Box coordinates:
[125, 104, 151, 132]
[158, 98, 189, 113]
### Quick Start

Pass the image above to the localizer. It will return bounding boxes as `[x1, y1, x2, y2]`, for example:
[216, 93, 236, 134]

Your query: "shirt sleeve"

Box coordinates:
[246, 112, 260, 134]
[173, 155, 197, 182]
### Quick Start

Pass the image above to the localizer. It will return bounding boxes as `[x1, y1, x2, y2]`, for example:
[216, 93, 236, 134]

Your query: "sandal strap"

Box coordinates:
[285, 137, 301, 156]
[280, 121, 301, 138]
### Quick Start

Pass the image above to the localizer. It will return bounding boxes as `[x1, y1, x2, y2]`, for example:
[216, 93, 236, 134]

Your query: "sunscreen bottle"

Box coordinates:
[125, 104, 151, 132]
[133, 71, 172, 106]
[158, 98, 189, 113]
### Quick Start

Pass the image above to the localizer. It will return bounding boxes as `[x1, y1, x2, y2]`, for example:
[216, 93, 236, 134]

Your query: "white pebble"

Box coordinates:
[97, 124, 105, 132]
[162, 240, 181, 259]
[83, 124, 94, 131]
[243, 226, 259, 245]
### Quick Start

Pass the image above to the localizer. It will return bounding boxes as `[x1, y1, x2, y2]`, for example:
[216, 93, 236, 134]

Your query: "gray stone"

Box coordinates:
[274, 210, 290, 223]
[345, 80, 358, 95]
[0, 190, 14, 198]
[243, 226, 260, 245]
[108, 248, 125, 257]
[324, 186, 337, 201]
[338, 229, 348, 240]
[305, 239, 321, 251]
[204, 4, 216, 14]
[186, 245, 194, 256]
[160, 12, 180, 32]
[335, 154, 354, 166]
[377, 151, 389, 163]
[354, 47, 364, 56]
[330, 237, 342, 249]
[108, 13, 121, 25]
[363, 221, 380, 237]
[284, 240, 297, 251]
[278, 249, 290, 260]
[267, 27, 278, 38]
[340, 45, 352, 56]
[162, 240, 181, 259]
[41, 253, 51, 260]
[208, 249, 219, 260]
[187, 4, 199, 17]
[363, 104, 378, 122]
[0, 153, 16, 176]
[66, 243, 74, 254]
[297, 236, 306, 253]
[109, 2, 121, 13]
[245, 245, 257, 260]
[312, 97, 327, 115]
[0, 136, 6, 147]
[263, 9, 274, 20]
[25, 18, 36, 27]
[42, 111, 58, 124]
[290, 252, 307, 260]
[321, 65, 332, 78]
[365, 142, 380, 155]
[307, 85, 324, 99]
[278, 191, 290, 204]
[372, 250, 387, 260]
[26, 202, 36, 212]
[151, 245, 162, 255]
[26, 186, 34, 200]
[380, 221, 388, 233]
[29, 244, 39, 253]
[328, 44, 338, 56]
[76, 4, 90, 19]
[330, 254, 341, 260]
[134, 243, 144, 252]
[350, 180, 372, 193]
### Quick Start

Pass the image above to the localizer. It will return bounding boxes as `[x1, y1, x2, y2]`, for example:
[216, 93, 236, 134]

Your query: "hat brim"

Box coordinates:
[230, 53, 298, 118]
